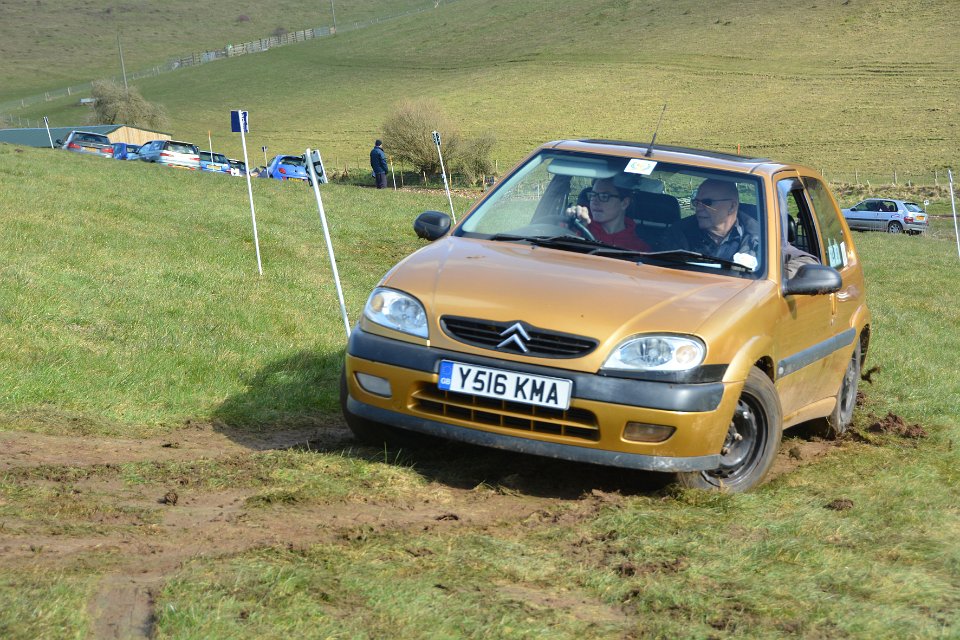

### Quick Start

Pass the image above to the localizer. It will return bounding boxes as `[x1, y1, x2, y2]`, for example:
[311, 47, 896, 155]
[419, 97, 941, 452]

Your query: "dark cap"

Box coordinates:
[375, 139, 383, 146]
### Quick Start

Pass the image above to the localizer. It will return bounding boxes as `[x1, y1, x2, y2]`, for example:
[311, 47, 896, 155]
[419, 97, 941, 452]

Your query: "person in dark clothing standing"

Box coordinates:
[370, 139, 388, 189]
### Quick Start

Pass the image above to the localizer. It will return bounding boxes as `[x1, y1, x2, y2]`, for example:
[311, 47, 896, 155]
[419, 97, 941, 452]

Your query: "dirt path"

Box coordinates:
[0, 423, 842, 638]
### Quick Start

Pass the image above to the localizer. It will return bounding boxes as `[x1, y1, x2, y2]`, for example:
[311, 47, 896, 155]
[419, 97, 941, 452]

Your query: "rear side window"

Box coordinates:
[166, 142, 198, 154]
[802, 177, 848, 270]
[76, 132, 109, 144]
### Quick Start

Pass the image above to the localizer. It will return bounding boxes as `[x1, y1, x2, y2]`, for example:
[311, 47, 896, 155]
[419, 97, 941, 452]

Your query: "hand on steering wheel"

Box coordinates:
[564, 205, 596, 242]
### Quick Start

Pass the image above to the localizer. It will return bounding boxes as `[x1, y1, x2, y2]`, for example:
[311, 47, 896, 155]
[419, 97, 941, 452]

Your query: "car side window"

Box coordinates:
[777, 178, 822, 262]
[802, 177, 848, 270]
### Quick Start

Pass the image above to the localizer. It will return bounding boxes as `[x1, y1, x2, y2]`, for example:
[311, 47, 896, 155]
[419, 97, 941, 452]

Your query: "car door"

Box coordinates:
[844, 200, 872, 231]
[774, 174, 853, 423]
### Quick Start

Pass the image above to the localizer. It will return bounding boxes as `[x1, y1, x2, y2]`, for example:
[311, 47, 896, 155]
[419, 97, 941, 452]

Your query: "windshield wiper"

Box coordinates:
[487, 234, 621, 253]
[637, 249, 753, 272]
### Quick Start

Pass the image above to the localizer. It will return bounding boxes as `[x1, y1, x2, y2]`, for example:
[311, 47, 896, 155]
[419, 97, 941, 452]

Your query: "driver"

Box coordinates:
[565, 178, 650, 251]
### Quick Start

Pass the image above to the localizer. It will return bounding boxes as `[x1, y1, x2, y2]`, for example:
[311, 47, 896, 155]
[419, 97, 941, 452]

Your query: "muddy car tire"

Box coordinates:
[676, 367, 782, 493]
[820, 340, 862, 438]
[340, 367, 433, 448]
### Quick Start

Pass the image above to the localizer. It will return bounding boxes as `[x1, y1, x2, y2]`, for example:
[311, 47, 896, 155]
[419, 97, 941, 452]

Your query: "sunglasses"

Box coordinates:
[586, 190, 622, 203]
[691, 197, 734, 211]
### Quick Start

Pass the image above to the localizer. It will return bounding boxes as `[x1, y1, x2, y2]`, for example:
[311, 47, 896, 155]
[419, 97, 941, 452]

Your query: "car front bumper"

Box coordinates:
[343, 327, 743, 472]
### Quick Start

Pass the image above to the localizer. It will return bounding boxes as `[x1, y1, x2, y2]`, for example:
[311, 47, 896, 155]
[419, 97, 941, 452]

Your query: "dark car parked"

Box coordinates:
[57, 131, 114, 158]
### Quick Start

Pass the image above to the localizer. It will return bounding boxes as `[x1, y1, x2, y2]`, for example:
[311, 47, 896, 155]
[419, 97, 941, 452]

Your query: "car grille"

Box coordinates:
[441, 316, 597, 358]
[411, 385, 600, 442]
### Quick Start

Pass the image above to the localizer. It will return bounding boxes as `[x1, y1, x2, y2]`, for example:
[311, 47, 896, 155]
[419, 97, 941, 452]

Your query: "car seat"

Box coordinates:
[628, 191, 681, 250]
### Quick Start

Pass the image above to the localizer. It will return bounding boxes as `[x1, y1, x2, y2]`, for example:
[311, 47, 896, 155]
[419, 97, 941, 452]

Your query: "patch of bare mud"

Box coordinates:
[768, 437, 840, 480]
[0, 421, 350, 471]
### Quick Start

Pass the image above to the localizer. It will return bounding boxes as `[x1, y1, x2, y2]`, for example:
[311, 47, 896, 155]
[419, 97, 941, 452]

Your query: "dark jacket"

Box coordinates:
[677, 214, 761, 265]
[370, 145, 388, 174]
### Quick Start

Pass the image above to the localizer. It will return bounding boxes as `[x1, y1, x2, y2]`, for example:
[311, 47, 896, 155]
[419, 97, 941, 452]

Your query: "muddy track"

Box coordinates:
[0, 424, 840, 638]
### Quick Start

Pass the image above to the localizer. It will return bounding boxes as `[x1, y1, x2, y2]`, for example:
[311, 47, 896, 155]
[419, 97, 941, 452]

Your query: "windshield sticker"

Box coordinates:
[625, 159, 657, 175]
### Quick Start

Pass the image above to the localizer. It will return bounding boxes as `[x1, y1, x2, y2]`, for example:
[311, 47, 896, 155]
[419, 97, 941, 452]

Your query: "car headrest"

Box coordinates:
[577, 187, 591, 207]
[787, 216, 797, 243]
[628, 191, 681, 226]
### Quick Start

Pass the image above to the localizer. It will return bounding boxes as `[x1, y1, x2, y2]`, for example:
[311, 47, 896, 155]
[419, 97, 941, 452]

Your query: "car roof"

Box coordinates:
[542, 139, 808, 176]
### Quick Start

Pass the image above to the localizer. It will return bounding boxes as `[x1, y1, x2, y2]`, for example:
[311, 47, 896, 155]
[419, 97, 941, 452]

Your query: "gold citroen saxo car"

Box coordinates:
[341, 140, 871, 492]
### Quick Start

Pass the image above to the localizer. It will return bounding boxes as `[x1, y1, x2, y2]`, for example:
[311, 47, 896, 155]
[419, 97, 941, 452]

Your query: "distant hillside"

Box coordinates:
[5, 0, 958, 178]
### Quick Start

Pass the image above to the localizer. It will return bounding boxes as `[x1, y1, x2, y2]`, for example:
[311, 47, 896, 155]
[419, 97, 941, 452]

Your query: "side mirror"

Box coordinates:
[414, 210, 451, 241]
[782, 264, 842, 296]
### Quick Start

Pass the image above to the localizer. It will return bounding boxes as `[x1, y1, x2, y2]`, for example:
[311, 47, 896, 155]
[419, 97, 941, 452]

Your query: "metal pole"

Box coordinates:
[390, 158, 397, 190]
[330, 0, 337, 32]
[306, 148, 351, 338]
[118, 32, 128, 92]
[433, 131, 456, 223]
[949, 170, 959, 261]
[238, 114, 263, 275]
[43, 116, 54, 148]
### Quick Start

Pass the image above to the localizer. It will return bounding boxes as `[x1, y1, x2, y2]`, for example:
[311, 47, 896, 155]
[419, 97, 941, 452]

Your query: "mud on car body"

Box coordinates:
[342, 140, 871, 492]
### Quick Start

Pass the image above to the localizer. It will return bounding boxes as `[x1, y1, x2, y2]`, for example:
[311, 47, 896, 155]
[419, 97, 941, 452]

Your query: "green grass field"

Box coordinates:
[4, 0, 958, 180]
[2, 1, 959, 637]
[1, 141, 959, 639]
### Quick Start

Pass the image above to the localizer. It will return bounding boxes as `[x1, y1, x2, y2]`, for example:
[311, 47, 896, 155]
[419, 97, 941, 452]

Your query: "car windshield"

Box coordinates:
[904, 202, 924, 213]
[281, 156, 306, 167]
[457, 149, 766, 277]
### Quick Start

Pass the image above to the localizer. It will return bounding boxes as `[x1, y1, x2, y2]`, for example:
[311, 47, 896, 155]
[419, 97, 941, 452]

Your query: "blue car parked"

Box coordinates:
[199, 151, 232, 175]
[260, 154, 310, 182]
[111, 142, 140, 160]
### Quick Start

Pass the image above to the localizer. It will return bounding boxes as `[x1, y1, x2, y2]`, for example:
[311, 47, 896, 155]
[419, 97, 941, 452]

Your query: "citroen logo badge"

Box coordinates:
[497, 322, 531, 353]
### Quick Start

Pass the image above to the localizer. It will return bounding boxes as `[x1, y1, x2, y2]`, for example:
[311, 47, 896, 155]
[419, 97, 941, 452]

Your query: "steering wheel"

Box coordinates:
[568, 216, 596, 242]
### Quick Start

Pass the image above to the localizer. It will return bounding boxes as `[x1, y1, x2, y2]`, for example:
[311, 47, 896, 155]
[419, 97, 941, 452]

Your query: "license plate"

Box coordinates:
[438, 360, 572, 410]
[916, 214, 927, 222]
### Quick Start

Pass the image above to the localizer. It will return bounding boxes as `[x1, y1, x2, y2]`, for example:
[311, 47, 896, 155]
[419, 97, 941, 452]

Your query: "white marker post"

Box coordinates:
[42, 116, 54, 149]
[390, 157, 397, 190]
[231, 109, 263, 275]
[949, 169, 959, 261]
[432, 130, 456, 223]
[306, 148, 351, 338]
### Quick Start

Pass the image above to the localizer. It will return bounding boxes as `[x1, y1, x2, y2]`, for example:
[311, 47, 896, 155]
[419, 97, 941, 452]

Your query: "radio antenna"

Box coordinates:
[645, 103, 667, 157]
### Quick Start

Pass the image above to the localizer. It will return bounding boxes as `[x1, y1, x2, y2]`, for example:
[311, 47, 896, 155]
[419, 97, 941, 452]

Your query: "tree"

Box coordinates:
[453, 130, 497, 186]
[382, 98, 461, 176]
[89, 80, 167, 129]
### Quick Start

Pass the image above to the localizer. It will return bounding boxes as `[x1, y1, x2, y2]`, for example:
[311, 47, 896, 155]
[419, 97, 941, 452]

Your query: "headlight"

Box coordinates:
[363, 288, 428, 338]
[602, 335, 705, 372]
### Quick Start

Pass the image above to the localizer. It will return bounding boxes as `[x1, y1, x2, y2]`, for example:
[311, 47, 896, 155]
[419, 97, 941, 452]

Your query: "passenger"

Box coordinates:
[565, 178, 650, 251]
[783, 243, 820, 279]
[679, 178, 760, 269]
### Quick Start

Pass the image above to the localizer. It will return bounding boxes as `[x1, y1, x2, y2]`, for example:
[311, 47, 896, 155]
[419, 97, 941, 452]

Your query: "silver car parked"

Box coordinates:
[138, 139, 201, 170]
[841, 198, 928, 234]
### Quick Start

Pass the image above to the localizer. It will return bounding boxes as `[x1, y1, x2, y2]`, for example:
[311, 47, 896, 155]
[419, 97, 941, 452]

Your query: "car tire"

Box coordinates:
[676, 367, 782, 493]
[887, 221, 903, 234]
[339, 367, 433, 449]
[819, 339, 861, 438]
